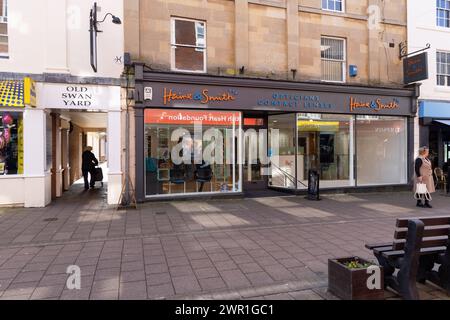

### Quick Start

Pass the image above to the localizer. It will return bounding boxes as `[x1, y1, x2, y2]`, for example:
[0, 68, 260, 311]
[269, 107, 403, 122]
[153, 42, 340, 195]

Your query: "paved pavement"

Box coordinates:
[0, 183, 449, 300]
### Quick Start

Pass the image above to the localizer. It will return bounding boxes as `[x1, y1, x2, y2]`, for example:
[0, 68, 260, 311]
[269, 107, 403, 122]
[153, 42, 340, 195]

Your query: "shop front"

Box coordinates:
[134, 71, 418, 202]
[419, 100, 450, 170]
[0, 78, 40, 206]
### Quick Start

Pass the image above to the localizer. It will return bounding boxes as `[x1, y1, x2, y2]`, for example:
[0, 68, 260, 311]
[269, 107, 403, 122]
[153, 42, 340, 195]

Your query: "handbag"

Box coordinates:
[414, 182, 432, 201]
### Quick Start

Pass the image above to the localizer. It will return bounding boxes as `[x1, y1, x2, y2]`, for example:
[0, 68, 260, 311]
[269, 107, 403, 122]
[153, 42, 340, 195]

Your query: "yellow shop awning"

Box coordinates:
[0, 77, 36, 108]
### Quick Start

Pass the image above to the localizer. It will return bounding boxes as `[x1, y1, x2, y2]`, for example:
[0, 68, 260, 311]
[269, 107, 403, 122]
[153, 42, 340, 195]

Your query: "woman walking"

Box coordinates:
[415, 146, 435, 208]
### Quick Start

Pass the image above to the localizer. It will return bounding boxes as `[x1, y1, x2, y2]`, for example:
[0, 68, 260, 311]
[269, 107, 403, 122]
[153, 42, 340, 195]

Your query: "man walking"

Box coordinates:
[82, 146, 99, 190]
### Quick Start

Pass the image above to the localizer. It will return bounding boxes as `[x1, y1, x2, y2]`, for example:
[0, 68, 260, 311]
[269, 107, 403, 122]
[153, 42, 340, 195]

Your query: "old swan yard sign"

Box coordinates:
[36, 83, 121, 111]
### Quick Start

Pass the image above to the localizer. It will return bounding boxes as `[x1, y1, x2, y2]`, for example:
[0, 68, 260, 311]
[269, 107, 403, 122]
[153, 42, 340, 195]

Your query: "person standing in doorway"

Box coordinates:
[82, 146, 99, 190]
[415, 146, 435, 208]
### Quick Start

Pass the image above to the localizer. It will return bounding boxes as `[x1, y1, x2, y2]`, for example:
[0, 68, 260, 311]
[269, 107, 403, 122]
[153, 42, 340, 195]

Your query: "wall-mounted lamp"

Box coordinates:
[89, 2, 122, 72]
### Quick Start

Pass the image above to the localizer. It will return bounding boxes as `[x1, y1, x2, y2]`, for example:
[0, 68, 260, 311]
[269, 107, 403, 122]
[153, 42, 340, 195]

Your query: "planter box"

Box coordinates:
[328, 257, 384, 300]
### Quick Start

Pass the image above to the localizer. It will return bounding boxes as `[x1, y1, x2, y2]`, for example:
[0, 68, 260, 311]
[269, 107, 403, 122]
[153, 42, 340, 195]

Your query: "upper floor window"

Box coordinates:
[321, 36, 346, 82]
[171, 17, 206, 73]
[437, 51, 450, 86]
[322, 0, 344, 12]
[437, 0, 450, 28]
[0, 0, 8, 58]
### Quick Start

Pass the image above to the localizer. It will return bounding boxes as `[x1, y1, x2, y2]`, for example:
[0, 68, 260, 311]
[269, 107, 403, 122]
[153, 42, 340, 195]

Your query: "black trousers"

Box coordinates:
[82, 169, 95, 189]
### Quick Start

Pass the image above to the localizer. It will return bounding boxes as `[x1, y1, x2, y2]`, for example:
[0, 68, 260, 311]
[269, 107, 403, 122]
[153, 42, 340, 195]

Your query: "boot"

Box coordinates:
[424, 200, 433, 208]
[416, 199, 424, 207]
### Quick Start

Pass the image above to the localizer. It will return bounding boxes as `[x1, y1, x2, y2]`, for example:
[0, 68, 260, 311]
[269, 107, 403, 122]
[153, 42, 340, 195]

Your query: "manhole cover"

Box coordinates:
[43, 218, 58, 222]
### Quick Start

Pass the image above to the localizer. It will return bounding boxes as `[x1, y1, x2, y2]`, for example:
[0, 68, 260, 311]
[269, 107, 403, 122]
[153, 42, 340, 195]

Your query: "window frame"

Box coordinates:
[170, 17, 207, 74]
[320, 36, 347, 83]
[436, 50, 450, 87]
[436, 0, 450, 28]
[322, 0, 345, 13]
[0, 109, 24, 177]
[0, 0, 8, 58]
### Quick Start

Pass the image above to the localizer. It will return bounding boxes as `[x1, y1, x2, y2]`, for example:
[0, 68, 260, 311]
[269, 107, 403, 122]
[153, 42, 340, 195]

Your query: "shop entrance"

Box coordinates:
[243, 113, 268, 191]
[50, 110, 108, 199]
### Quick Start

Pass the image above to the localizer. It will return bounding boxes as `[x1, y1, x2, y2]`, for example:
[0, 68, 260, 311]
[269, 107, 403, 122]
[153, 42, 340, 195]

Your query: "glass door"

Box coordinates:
[242, 116, 267, 190]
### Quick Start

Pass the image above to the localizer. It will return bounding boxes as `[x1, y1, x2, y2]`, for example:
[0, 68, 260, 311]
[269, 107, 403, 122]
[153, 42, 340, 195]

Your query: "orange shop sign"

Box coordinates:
[349, 97, 399, 112]
[163, 88, 237, 105]
[145, 109, 241, 126]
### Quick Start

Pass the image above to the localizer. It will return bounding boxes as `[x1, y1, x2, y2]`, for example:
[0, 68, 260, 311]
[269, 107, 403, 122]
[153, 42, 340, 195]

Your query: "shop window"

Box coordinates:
[437, 51, 450, 86]
[268, 114, 297, 189]
[0, 0, 8, 58]
[144, 109, 241, 196]
[297, 113, 354, 189]
[171, 18, 206, 73]
[322, 0, 344, 12]
[437, 0, 450, 28]
[0, 112, 23, 175]
[321, 37, 346, 82]
[355, 116, 407, 186]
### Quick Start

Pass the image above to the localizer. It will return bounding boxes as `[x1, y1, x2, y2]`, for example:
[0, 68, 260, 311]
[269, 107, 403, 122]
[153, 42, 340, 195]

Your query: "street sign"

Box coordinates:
[403, 52, 428, 84]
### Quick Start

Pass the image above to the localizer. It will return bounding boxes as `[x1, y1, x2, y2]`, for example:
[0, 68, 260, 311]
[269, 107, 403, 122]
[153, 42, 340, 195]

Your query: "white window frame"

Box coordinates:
[322, 0, 345, 13]
[0, 0, 8, 58]
[436, 0, 450, 28]
[437, 50, 450, 87]
[170, 17, 207, 74]
[320, 36, 347, 83]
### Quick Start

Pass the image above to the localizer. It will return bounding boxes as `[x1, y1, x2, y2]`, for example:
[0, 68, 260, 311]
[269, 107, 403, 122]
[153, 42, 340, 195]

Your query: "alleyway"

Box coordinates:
[0, 189, 449, 300]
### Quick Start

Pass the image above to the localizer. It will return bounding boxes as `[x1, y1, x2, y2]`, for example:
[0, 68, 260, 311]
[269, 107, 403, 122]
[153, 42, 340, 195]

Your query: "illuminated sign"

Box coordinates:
[145, 109, 241, 126]
[298, 120, 340, 132]
[163, 88, 237, 105]
[350, 97, 399, 112]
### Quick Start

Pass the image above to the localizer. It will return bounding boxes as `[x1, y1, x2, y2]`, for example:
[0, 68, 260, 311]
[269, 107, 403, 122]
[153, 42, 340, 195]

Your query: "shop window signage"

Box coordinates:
[163, 88, 237, 105]
[62, 86, 93, 107]
[257, 93, 335, 110]
[349, 97, 399, 112]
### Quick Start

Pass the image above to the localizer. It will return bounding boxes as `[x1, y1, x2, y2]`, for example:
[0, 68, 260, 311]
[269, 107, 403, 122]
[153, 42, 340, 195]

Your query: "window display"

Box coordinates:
[297, 113, 353, 188]
[0, 112, 23, 175]
[144, 109, 241, 196]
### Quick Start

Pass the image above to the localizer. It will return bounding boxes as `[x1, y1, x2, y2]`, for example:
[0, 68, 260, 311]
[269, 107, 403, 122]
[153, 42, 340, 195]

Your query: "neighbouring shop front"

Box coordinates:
[133, 70, 418, 202]
[419, 100, 450, 171]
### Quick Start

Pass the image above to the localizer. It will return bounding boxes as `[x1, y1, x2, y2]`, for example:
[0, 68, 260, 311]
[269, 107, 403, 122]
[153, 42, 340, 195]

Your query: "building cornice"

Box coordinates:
[0, 72, 122, 86]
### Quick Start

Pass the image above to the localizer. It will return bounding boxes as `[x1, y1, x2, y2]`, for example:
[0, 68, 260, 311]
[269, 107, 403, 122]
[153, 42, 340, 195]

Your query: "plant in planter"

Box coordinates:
[328, 256, 384, 300]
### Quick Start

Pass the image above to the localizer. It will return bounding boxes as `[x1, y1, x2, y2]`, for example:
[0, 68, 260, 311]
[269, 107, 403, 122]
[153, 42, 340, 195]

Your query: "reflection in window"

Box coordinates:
[356, 116, 407, 186]
[268, 114, 296, 189]
[0, 112, 23, 175]
[144, 109, 241, 196]
[437, 0, 450, 28]
[437, 51, 450, 86]
[171, 18, 206, 72]
[297, 113, 353, 188]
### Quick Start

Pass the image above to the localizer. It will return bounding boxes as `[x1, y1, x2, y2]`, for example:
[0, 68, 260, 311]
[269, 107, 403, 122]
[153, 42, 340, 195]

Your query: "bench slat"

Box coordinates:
[394, 227, 450, 239]
[392, 237, 449, 251]
[396, 217, 450, 228]
[365, 243, 392, 250]
[381, 246, 447, 259]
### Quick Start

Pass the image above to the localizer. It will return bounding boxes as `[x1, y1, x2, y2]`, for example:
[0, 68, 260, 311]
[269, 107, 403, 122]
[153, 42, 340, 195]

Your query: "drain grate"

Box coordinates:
[43, 218, 58, 222]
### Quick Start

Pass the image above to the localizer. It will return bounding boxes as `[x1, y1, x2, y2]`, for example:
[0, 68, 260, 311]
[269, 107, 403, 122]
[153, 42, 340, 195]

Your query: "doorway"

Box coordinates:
[242, 113, 268, 191]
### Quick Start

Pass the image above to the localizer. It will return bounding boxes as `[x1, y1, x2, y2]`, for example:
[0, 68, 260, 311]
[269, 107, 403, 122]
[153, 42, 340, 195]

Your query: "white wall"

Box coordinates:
[408, 0, 450, 101]
[0, 0, 124, 78]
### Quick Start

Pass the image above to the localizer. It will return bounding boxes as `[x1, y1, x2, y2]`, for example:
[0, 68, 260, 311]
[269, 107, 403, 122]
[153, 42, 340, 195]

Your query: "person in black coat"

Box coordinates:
[82, 146, 99, 189]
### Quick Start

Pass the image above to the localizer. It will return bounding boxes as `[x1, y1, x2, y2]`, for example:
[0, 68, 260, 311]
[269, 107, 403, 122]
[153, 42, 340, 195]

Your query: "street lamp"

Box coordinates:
[89, 2, 122, 72]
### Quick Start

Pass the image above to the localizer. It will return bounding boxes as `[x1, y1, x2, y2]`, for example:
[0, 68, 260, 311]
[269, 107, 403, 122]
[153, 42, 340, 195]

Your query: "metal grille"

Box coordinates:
[437, 51, 450, 86]
[321, 37, 345, 82]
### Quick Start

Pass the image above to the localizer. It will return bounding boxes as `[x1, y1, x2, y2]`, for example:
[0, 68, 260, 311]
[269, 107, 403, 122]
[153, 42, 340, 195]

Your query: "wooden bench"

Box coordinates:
[365, 216, 450, 300]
